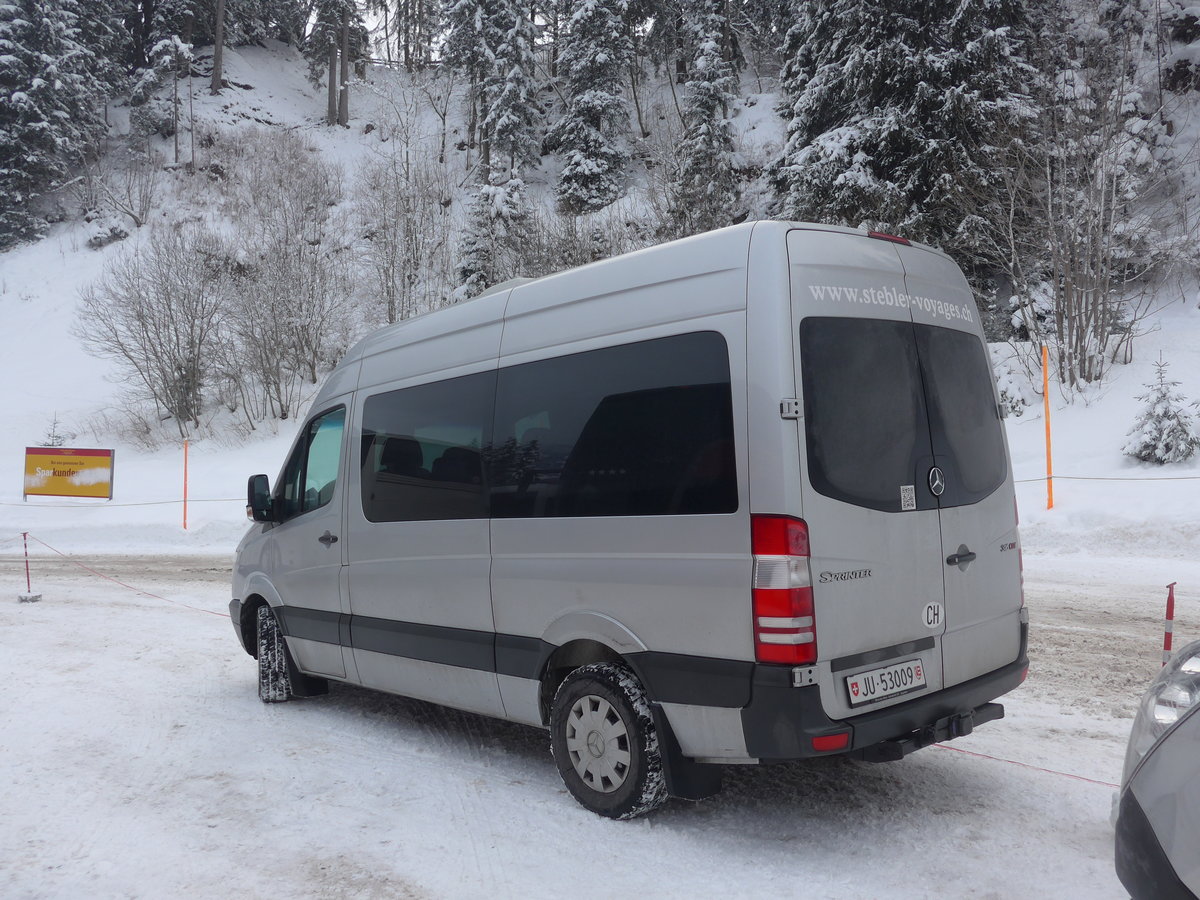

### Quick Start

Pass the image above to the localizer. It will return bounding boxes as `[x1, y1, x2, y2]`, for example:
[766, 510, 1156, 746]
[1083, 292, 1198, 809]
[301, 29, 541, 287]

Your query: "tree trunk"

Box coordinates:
[480, 120, 491, 180]
[629, 63, 648, 138]
[188, 73, 195, 170]
[172, 68, 179, 163]
[327, 43, 338, 125]
[337, 8, 350, 127]
[210, 0, 226, 93]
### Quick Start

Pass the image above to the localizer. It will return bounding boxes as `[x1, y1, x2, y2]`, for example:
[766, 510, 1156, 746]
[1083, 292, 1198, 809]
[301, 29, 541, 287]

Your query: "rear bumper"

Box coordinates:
[632, 623, 1028, 761]
[742, 623, 1028, 760]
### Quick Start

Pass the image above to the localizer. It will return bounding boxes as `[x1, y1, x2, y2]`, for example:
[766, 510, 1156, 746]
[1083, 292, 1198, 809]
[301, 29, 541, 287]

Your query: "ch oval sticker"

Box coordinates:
[923, 602, 944, 629]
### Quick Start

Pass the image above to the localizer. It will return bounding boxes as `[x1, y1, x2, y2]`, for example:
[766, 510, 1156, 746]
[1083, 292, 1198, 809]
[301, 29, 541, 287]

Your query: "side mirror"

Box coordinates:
[247, 474, 274, 522]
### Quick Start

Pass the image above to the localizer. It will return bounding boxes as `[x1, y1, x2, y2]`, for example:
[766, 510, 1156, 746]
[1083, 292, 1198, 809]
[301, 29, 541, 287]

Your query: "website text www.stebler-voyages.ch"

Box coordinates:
[808, 284, 975, 324]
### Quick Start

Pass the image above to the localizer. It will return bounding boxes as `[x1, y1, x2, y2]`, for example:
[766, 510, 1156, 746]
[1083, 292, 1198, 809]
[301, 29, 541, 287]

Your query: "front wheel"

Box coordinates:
[549, 662, 668, 819]
[256, 605, 293, 703]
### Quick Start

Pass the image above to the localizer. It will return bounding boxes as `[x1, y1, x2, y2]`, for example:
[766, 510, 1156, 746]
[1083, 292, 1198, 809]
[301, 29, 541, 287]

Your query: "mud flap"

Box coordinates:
[649, 704, 724, 801]
[282, 640, 330, 698]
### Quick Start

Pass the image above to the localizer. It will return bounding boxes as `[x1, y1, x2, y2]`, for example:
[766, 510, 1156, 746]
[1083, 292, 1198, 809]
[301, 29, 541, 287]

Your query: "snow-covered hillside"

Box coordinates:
[2, 39, 1200, 900]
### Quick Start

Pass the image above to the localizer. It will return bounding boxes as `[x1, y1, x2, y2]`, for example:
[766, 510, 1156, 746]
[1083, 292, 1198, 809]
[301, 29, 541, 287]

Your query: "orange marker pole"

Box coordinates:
[183, 439, 189, 531]
[1042, 345, 1054, 510]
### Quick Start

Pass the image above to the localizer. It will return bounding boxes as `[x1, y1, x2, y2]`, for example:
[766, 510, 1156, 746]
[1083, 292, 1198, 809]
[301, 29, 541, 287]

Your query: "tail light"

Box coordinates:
[752, 515, 816, 664]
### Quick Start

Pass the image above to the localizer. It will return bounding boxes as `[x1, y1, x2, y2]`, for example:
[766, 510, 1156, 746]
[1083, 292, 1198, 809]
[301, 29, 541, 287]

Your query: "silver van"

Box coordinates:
[231, 221, 1029, 818]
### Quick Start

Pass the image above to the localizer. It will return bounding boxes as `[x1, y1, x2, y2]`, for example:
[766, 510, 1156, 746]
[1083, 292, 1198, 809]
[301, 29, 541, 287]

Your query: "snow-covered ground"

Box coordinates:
[2, 39, 1200, 899]
[1, 551, 1189, 899]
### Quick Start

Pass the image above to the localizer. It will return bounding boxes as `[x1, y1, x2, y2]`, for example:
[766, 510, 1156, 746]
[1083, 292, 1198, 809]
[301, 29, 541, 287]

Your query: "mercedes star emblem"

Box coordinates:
[928, 466, 946, 496]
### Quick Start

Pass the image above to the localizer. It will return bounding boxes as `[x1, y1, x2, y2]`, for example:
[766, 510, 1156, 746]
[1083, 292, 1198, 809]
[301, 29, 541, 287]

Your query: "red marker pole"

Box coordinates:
[18, 532, 40, 602]
[1163, 582, 1177, 666]
[23, 532, 32, 593]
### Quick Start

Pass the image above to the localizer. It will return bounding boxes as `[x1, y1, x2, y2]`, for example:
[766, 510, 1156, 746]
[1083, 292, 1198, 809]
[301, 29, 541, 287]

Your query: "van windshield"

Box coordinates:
[799, 317, 1005, 512]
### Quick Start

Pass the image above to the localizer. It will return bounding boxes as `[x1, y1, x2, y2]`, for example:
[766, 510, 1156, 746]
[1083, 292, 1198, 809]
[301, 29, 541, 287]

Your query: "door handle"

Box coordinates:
[318, 530, 339, 546]
[946, 548, 976, 567]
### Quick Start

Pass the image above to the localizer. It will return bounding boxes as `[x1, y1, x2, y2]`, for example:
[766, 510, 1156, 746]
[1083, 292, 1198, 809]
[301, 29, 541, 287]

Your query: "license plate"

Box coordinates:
[845, 658, 926, 707]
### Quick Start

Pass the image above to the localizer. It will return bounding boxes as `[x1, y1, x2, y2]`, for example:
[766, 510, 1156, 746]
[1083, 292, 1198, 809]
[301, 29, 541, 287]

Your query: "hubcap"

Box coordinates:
[565, 694, 631, 793]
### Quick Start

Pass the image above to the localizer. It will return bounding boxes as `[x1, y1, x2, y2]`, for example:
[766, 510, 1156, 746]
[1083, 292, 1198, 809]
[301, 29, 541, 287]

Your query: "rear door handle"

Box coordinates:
[946, 549, 976, 567]
[318, 530, 339, 546]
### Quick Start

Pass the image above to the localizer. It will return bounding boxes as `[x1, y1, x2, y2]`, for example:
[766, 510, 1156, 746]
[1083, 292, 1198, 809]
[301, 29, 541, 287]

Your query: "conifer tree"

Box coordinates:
[456, 176, 531, 298]
[0, 0, 106, 248]
[550, 0, 633, 214]
[1123, 357, 1200, 464]
[305, 0, 364, 125]
[442, 0, 501, 168]
[666, 0, 739, 236]
[775, 0, 1037, 269]
[485, 0, 540, 179]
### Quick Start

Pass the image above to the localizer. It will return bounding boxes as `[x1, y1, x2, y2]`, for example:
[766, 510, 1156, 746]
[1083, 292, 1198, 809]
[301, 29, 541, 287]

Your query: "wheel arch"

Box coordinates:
[236, 573, 284, 659]
[239, 594, 270, 659]
[535, 611, 650, 725]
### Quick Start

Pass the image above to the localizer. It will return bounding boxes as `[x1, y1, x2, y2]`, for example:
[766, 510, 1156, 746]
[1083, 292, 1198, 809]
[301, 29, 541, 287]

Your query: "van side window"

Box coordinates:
[490, 331, 737, 518]
[277, 406, 346, 521]
[360, 371, 494, 522]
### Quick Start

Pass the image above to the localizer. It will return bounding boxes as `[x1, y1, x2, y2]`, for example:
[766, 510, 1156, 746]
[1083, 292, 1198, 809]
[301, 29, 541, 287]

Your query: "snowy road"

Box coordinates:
[1, 552, 1182, 899]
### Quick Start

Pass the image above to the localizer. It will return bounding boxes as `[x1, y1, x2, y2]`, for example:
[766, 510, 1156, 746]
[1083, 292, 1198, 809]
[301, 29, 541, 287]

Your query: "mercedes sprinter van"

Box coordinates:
[231, 221, 1028, 818]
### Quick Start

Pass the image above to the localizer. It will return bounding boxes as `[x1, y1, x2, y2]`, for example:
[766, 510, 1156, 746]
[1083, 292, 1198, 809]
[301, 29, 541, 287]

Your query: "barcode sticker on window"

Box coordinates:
[900, 485, 916, 510]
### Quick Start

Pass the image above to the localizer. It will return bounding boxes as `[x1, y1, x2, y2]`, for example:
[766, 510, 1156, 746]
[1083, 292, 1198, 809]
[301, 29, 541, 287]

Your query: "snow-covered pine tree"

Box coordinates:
[666, 0, 739, 237]
[442, 0, 501, 168]
[456, 176, 531, 298]
[775, 0, 1037, 272]
[75, 0, 131, 99]
[550, 0, 633, 214]
[1122, 356, 1200, 464]
[304, 0, 363, 124]
[0, 0, 106, 249]
[390, 0, 441, 71]
[485, 0, 540, 180]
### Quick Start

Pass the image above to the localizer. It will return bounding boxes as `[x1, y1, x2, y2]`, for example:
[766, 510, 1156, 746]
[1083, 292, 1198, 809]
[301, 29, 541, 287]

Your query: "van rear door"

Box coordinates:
[896, 244, 1022, 688]
[788, 228, 1021, 720]
[787, 229, 948, 720]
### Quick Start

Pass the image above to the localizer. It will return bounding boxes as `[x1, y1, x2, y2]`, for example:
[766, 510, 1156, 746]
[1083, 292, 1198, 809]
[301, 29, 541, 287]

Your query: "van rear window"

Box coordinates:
[916, 326, 1007, 505]
[800, 318, 1005, 512]
[800, 318, 933, 512]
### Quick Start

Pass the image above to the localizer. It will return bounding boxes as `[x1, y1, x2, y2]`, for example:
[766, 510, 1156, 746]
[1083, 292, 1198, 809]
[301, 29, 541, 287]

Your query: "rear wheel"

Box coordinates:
[256, 605, 293, 703]
[549, 662, 668, 819]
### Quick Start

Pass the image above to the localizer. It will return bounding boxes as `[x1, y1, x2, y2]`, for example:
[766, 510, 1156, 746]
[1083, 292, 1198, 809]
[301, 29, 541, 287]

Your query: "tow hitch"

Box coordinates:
[856, 702, 1005, 763]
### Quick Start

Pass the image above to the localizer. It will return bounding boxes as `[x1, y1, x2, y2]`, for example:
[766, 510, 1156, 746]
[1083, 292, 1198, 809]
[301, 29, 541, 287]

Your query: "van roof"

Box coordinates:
[335, 220, 949, 372]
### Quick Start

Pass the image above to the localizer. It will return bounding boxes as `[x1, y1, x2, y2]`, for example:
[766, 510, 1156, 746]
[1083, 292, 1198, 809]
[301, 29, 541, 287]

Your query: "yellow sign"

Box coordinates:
[24, 447, 115, 500]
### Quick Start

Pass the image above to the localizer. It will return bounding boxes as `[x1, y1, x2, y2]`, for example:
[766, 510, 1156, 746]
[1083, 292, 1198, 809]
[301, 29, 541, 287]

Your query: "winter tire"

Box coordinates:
[256, 604, 293, 703]
[549, 662, 668, 819]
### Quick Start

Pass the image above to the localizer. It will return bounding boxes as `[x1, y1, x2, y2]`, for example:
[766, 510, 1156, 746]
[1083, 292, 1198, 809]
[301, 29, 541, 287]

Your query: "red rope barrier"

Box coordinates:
[934, 743, 1119, 788]
[22, 533, 229, 619]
